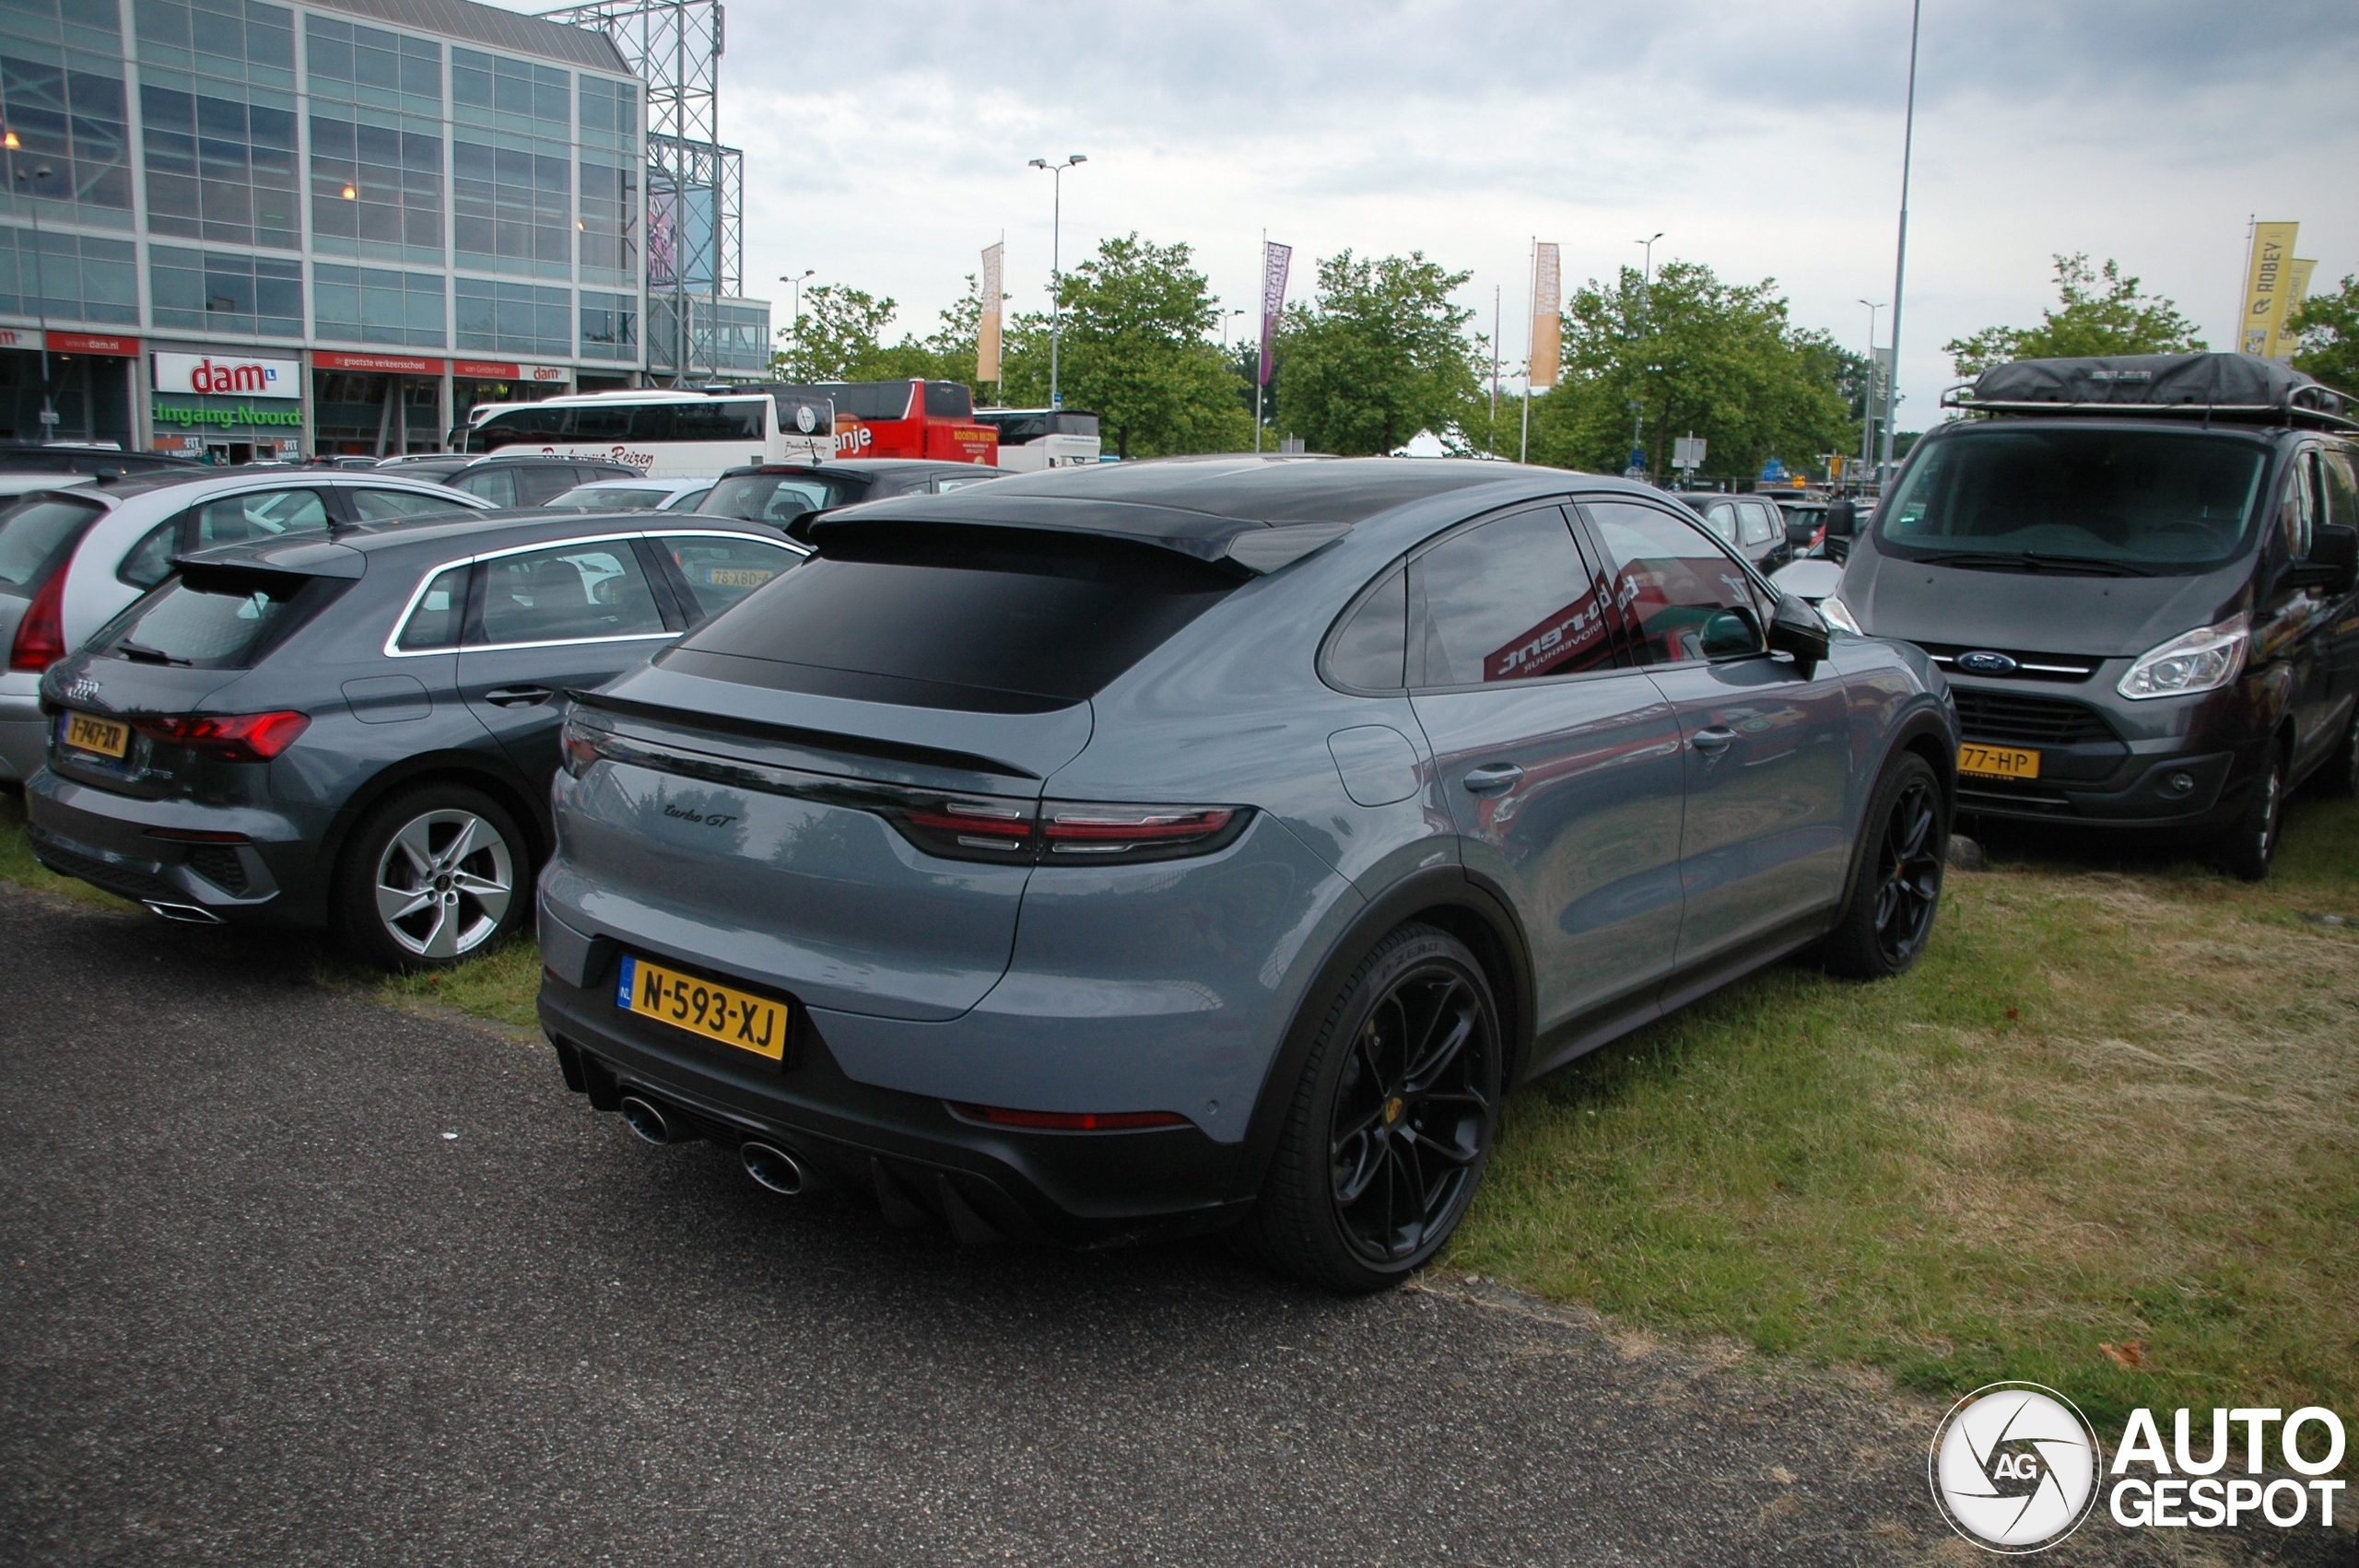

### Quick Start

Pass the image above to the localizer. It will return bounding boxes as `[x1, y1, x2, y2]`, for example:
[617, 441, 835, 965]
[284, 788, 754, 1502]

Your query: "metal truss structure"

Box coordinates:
[537, 0, 747, 380]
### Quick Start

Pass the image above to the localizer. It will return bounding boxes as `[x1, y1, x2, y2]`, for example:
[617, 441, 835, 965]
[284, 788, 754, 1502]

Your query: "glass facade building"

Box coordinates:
[0, 0, 766, 459]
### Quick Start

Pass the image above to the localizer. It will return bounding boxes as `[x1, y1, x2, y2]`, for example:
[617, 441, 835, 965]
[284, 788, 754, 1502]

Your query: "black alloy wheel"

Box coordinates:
[1821, 751, 1947, 980]
[2218, 750, 2285, 883]
[1328, 965, 1493, 1266]
[1242, 923, 1502, 1293]
[1873, 776, 1944, 966]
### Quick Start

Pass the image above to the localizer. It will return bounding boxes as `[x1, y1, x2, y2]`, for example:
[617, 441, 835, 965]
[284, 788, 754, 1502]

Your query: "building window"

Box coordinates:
[455, 276, 569, 357]
[578, 75, 636, 148]
[130, 0, 296, 81]
[579, 290, 635, 360]
[150, 244, 301, 336]
[314, 263, 443, 347]
[310, 112, 442, 263]
[303, 16, 439, 116]
[452, 136, 569, 277]
[0, 227, 138, 324]
[0, 2, 135, 228]
[451, 48, 568, 135]
[578, 156, 635, 283]
[134, 0, 299, 250]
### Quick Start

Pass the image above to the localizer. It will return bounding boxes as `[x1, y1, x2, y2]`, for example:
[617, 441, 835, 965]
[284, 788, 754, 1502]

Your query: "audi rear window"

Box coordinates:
[95, 568, 346, 670]
[669, 522, 1239, 711]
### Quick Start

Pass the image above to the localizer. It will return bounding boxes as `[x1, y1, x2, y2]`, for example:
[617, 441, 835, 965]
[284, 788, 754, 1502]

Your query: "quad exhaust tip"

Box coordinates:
[145, 900, 223, 925]
[617, 1094, 674, 1146]
[740, 1141, 813, 1196]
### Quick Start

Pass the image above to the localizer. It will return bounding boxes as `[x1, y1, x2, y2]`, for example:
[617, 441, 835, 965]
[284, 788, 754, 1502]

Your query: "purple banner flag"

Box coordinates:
[1259, 240, 1292, 386]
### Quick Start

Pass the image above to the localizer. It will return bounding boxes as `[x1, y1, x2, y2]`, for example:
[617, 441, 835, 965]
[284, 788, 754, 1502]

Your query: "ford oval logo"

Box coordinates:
[1955, 650, 2018, 675]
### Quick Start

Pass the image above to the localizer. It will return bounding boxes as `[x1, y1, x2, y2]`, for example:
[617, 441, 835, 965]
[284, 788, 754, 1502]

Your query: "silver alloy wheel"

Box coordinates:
[373, 808, 514, 960]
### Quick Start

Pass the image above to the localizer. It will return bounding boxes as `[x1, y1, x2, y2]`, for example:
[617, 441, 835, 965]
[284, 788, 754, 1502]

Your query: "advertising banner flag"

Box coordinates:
[2239, 221, 2299, 357]
[1259, 240, 1292, 386]
[1529, 241, 1562, 392]
[2271, 257, 2318, 363]
[978, 242, 1004, 385]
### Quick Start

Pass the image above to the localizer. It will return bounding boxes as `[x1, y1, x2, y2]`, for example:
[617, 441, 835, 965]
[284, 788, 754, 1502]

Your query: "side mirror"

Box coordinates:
[2300, 522, 2357, 594]
[1823, 497, 1856, 539]
[1699, 607, 1764, 661]
[1767, 593, 1832, 671]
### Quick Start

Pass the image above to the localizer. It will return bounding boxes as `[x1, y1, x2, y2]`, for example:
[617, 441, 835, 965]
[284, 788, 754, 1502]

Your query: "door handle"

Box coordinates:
[1689, 726, 1738, 755]
[1461, 763, 1524, 795]
[484, 685, 555, 708]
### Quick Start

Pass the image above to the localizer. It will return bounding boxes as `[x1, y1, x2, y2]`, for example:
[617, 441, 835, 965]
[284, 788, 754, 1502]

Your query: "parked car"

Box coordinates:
[0, 468, 490, 783]
[534, 456, 1957, 1289]
[1822, 352, 2359, 880]
[691, 459, 1005, 533]
[25, 511, 808, 965]
[1671, 491, 1792, 573]
[545, 476, 714, 513]
[375, 452, 642, 508]
[0, 440, 203, 480]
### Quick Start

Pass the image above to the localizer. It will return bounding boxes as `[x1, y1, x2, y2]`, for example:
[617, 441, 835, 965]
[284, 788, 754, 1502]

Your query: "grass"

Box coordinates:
[6, 778, 2355, 1444]
[0, 790, 135, 911]
[1449, 790, 2359, 1442]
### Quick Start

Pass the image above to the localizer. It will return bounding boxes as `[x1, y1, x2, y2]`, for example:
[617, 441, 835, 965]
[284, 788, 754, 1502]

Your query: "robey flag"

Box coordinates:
[1529, 241, 1562, 392]
[2239, 221, 2298, 357]
[1259, 240, 1292, 386]
[978, 242, 1004, 384]
[2272, 257, 2318, 363]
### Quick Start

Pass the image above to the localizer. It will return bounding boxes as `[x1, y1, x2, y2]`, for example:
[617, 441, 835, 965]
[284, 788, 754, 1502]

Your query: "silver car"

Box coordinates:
[536, 458, 1958, 1290]
[0, 468, 488, 780]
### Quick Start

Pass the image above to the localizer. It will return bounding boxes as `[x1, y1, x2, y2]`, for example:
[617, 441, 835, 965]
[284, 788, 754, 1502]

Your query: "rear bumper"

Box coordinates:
[22, 767, 331, 922]
[535, 962, 1250, 1246]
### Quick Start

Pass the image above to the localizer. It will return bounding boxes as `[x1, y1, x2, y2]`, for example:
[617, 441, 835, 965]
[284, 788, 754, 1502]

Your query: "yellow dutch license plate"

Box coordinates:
[616, 954, 788, 1059]
[62, 711, 130, 758]
[1958, 743, 2040, 781]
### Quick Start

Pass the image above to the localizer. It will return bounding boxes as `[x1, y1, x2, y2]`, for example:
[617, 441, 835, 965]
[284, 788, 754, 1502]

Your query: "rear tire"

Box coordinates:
[1819, 752, 1946, 980]
[2214, 747, 2285, 883]
[1242, 923, 1502, 1293]
[2318, 708, 2359, 800]
[333, 783, 528, 972]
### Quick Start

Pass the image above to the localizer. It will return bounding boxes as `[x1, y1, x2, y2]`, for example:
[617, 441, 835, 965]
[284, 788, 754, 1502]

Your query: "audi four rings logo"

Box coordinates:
[1957, 650, 2019, 674]
[1930, 1383, 2102, 1552]
[67, 675, 100, 702]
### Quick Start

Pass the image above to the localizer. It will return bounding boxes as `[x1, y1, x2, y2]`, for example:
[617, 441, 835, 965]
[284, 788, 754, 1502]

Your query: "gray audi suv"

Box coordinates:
[536, 457, 1958, 1290]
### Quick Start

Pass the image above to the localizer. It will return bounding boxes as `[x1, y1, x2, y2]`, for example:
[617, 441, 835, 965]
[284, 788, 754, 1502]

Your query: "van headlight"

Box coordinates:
[1817, 591, 1863, 636]
[2117, 614, 2248, 700]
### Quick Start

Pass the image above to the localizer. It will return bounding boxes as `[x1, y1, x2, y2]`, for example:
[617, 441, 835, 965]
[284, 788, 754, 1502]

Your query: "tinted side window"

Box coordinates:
[2323, 450, 2359, 528]
[350, 487, 469, 521]
[672, 401, 765, 442]
[2283, 452, 2317, 560]
[476, 543, 666, 645]
[1325, 566, 1406, 690]
[1740, 502, 1779, 546]
[1582, 499, 1764, 666]
[452, 467, 518, 506]
[923, 381, 972, 417]
[119, 521, 180, 590]
[1411, 506, 1613, 686]
[1699, 500, 1740, 544]
[191, 489, 331, 547]
[516, 466, 592, 506]
[656, 533, 803, 621]
[396, 564, 471, 650]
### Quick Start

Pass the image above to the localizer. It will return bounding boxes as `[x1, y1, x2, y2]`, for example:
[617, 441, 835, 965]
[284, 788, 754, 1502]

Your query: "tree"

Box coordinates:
[770, 283, 896, 382]
[1518, 261, 1852, 484]
[1273, 252, 1484, 455]
[995, 234, 1250, 457]
[2286, 274, 2359, 392]
[1942, 254, 2204, 377]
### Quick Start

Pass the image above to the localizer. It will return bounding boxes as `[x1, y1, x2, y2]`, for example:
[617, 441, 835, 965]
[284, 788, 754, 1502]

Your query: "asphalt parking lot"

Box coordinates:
[1, 882, 2348, 1567]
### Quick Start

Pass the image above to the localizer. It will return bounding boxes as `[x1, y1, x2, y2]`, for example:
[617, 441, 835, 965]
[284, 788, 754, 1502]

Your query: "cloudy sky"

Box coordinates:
[511, 0, 2358, 429]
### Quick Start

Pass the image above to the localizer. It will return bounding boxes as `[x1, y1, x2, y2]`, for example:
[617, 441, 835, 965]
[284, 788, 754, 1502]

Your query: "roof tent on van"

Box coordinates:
[1948, 351, 2354, 430]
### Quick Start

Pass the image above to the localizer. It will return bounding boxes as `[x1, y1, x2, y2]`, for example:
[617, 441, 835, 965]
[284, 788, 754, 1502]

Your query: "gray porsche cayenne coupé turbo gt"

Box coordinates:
[536, 457, 1959, 1291]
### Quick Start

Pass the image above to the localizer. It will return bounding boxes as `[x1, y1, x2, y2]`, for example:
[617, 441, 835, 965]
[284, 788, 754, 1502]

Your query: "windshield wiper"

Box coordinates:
[1910, 549, 2154, 578]
[116, 640, 192, 666]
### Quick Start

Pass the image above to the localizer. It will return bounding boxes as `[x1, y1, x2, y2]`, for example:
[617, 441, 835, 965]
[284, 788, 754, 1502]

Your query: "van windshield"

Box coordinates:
[1874, 427, 2270, 574]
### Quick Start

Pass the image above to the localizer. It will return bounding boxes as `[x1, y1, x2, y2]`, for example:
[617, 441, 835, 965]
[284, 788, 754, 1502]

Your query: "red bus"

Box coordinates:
[757, 380, 996, 465]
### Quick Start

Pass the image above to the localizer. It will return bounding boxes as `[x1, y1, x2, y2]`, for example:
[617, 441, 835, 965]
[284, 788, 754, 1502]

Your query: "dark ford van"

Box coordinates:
[1821, 353, 2359, 879]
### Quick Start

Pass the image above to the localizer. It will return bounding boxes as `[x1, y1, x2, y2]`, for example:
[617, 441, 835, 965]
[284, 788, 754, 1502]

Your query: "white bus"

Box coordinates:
[970, 408, 1103, 471]
[466, 389, 835, 477]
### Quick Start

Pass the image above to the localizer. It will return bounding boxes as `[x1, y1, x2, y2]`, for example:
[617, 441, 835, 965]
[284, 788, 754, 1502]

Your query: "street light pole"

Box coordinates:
[1880, 0, 1922, 487]
[1630, 231, 1662, 476]
[1028, 155, 1086, 408]
[5, 132, 58, 439]
[778, 269, 813, 367]
[1857, 298, 1884, 481]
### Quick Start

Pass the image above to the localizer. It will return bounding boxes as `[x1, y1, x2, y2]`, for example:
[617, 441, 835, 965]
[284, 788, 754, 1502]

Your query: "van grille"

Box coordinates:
[1916, 642, 2101, 682]
[1951, 690, 2117, 746]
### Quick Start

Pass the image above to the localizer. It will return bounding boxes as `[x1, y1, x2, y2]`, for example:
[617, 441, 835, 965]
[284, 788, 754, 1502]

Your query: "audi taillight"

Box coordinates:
[7, 566, 68, 673]
[129, 710, 310, 764]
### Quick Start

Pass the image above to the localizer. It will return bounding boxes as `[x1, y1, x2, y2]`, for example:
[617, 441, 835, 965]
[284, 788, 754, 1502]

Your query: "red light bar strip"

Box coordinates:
[953, 1103, 1189, 1132]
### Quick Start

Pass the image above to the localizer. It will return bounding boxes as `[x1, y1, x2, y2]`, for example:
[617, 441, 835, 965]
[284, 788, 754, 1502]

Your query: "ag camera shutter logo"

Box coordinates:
[1930, 1383, 2102, 1552]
